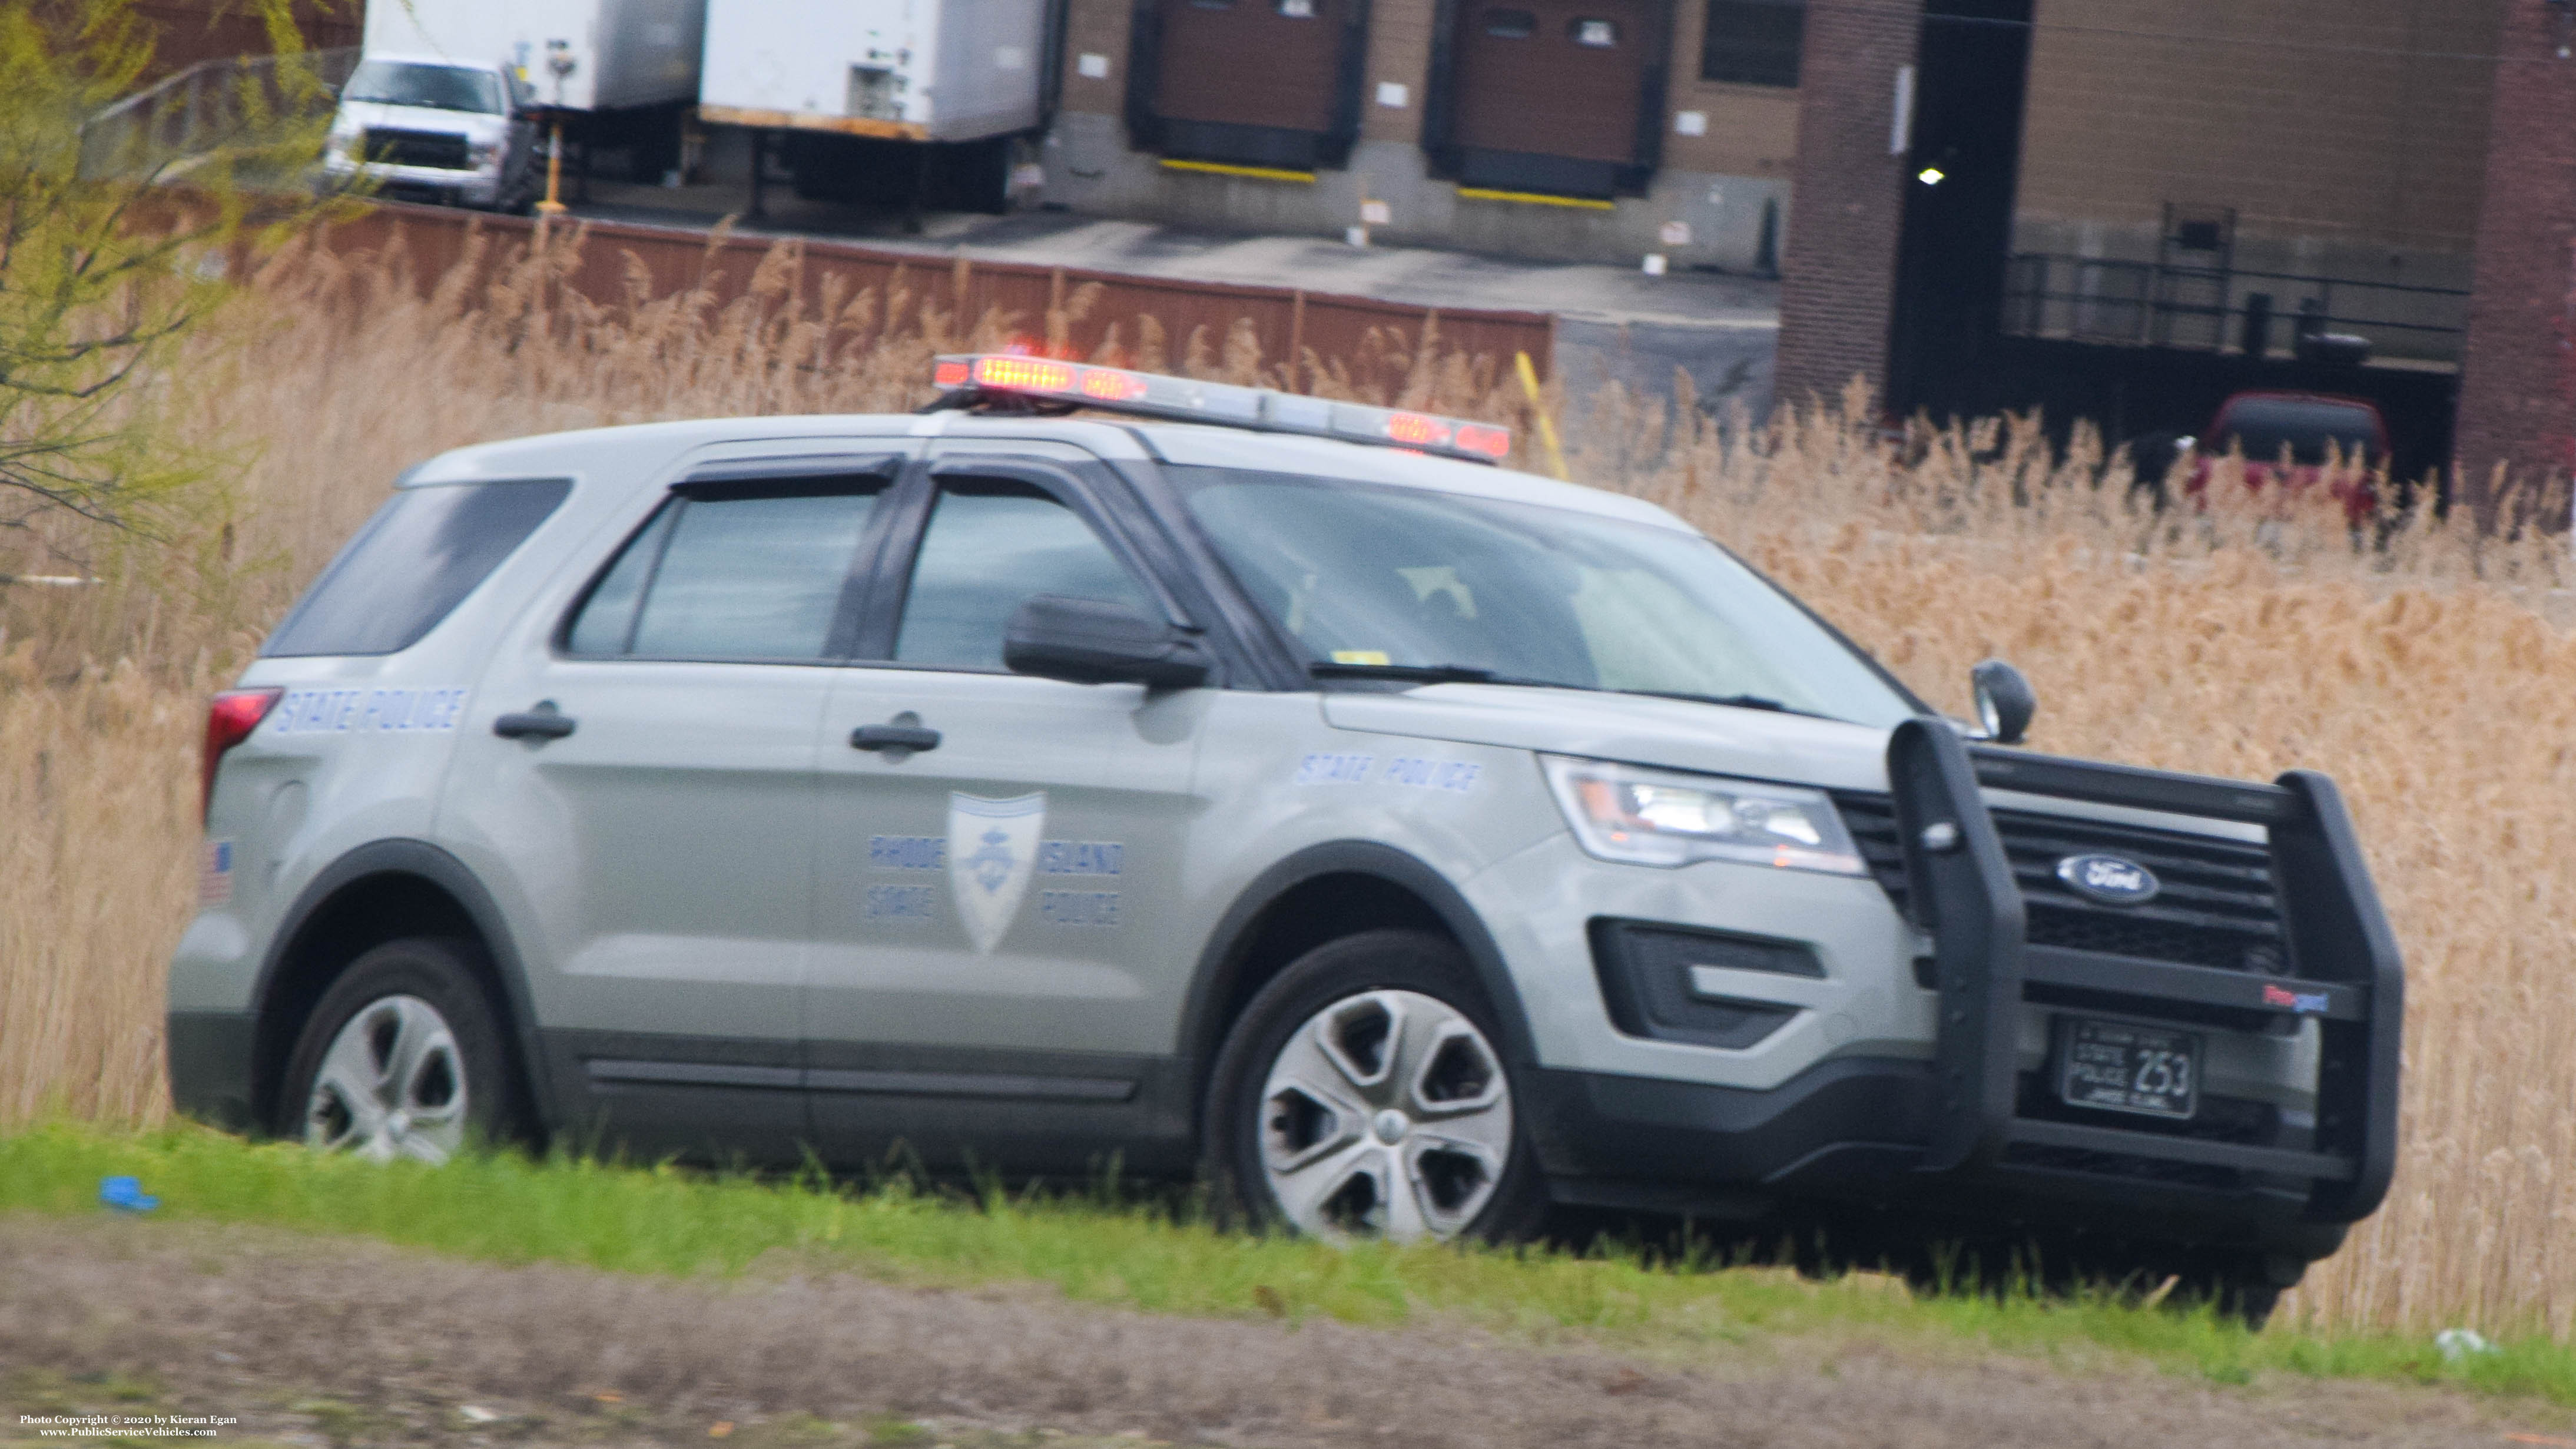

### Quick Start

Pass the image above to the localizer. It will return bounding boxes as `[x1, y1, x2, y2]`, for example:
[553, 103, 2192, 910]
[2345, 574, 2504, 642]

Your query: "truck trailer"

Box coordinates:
[363, 0, 708, 184]
[697, 0, 1060, 215]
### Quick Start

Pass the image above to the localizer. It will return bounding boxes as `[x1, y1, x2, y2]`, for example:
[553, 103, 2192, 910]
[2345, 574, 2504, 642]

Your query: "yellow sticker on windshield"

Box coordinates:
[1330, 650, 1392, 666]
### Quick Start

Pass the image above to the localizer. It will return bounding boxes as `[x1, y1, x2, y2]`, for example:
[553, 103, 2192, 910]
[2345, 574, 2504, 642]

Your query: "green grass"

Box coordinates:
[4, 1120, 2570, 1405]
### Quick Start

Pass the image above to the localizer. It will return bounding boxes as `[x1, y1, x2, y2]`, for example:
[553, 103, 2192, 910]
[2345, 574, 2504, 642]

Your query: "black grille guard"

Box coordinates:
[1885, 718, 2402, 1225]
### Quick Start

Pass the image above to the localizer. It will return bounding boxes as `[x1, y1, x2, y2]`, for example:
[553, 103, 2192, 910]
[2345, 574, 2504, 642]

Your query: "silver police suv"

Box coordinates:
[170, 355, 2401, 1311]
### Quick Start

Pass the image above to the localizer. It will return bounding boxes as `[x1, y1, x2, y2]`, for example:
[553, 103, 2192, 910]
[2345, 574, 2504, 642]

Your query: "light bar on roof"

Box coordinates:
[931, 353, 1514, 465]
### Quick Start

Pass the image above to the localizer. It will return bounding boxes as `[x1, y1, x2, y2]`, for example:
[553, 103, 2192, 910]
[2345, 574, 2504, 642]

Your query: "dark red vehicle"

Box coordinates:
[2182, 390, 2389, 522]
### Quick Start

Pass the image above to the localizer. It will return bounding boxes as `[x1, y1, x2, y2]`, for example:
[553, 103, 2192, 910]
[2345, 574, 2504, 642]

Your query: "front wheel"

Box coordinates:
[275, 937, 525, 1163]
[1206, 930, 1549, 1243]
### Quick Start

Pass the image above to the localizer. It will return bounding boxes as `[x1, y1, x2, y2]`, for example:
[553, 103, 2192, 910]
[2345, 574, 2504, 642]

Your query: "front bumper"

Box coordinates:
[322, 157, 503, 206]
[1524, 1057, 2349, 1261]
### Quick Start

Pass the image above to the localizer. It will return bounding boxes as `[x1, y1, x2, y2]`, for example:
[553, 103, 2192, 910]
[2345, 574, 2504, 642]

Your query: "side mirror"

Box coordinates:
[1970, 658, 2036, 745]
[1003, 595, 1210, 689]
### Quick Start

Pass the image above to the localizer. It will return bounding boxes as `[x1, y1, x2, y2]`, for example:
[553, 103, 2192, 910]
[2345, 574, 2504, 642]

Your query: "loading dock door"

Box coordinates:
[1447, 0, 1656, 198]
[1149, 0, 1355, 170]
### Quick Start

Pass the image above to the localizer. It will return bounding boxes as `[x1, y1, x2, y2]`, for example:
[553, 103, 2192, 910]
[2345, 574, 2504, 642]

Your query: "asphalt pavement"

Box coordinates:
[562, 180, 1782, 438]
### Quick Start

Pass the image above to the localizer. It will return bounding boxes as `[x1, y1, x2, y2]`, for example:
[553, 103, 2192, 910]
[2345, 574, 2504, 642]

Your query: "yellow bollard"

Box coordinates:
[535, 121, 568, 218]
[1514, 350, 1569, 481]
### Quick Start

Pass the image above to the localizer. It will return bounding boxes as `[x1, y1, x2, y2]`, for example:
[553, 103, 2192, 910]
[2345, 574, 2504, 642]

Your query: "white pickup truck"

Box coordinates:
[320, 55, 541, 212]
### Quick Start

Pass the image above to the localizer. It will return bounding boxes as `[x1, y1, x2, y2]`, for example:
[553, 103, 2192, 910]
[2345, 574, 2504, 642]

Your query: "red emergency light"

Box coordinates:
[928, 353, 1516, 466]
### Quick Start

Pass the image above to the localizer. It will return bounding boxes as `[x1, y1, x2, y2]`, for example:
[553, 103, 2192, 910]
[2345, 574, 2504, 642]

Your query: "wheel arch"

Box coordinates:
[250, 840, 554, 1135]
[1176, 841, 1537, 1130]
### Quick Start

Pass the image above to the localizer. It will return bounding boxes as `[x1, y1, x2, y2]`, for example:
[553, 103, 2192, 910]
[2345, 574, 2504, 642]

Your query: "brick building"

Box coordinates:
[132, 0, 360, 76]
[1776, 0, 2568, 505]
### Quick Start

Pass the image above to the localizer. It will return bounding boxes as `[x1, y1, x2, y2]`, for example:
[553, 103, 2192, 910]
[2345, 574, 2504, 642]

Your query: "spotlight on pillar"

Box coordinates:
[1917, 167, 1947, 186]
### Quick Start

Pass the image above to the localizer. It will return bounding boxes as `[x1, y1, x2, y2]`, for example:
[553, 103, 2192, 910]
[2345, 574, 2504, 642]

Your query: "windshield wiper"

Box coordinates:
[1306, 666, 1834, 719]
[1309, 661, 1493, 683]
[1617, 688, 1833, 720]
[1308, 661, 1583, 689]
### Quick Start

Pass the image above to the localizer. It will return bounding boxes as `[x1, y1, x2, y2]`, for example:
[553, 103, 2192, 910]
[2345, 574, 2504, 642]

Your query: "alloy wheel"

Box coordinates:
[304, 994, 470, 1163]
[1256, 989, 1514, 1241]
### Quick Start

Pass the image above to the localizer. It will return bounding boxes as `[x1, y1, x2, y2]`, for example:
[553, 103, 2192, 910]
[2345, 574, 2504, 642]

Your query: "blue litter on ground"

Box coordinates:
[98, 1175, 159, 1212]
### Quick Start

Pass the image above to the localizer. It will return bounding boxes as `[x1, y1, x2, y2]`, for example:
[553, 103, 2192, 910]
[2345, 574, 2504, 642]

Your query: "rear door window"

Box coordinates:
[263, 478, 572, 658]
[565, 480, 890, 662]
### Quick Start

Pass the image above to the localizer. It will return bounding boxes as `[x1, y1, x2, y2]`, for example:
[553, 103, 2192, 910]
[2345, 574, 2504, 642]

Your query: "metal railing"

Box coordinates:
[2001, 251, 2471, 363]
[78, 48, 359, 183]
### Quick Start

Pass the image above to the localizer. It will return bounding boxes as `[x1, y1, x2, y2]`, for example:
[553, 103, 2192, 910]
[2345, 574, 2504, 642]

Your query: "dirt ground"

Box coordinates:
[0, 1216, 2566, 1449]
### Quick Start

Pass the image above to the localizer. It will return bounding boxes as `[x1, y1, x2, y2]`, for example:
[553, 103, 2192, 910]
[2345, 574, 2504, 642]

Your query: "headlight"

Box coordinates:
[469, 140, 500, 167]
[1542, 755, 1865, 875]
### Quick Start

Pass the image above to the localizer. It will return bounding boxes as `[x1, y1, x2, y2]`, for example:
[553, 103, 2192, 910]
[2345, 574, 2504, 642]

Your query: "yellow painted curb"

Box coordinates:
[1158, 158, 1318, 184]
[1457, 187, 1616, 210]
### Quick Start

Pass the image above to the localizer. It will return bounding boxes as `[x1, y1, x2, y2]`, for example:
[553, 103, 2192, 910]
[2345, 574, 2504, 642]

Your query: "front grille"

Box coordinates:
[362, 128, 473, 170]
[1834, 793, 2288, 973]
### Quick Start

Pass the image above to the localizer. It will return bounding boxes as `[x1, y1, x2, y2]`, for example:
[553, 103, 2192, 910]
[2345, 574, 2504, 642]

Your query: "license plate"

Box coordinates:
[2057, 1017, 2200, 1120]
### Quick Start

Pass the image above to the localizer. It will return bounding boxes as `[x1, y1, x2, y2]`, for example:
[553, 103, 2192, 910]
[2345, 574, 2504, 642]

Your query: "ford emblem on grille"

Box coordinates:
[2056, 853, 2160, 906]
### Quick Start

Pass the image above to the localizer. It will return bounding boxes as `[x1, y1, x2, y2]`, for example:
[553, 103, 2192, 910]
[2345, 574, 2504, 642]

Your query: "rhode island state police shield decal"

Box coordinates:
[947, 791, 1046, 954]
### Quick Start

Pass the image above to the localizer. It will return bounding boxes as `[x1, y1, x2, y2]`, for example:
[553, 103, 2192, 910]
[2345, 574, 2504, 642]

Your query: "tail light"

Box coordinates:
[202, 688, 282, 823]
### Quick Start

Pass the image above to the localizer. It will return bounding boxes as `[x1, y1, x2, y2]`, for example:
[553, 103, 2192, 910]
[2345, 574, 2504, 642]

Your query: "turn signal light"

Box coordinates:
[1385, 412, 1453, 447]
[972, 356, 1076, 392]
[1080, 368, 1149, 401]
[202, 687, 282, 823]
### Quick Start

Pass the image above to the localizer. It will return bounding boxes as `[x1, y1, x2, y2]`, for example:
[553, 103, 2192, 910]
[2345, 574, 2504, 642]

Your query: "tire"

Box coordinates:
[1205, 930, 1550, 1244]
[2176, 1248, 2298, 1330]
[275, 937, 526, 1163]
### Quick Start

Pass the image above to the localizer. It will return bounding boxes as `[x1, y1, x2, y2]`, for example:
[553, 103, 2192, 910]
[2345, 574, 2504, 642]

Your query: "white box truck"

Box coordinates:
[697, 0, 1059, 214]
[363, 0, 708, 183]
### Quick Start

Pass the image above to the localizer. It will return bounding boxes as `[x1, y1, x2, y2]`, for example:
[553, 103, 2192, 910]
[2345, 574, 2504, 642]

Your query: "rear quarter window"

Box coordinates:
[262, 478, 572, 658]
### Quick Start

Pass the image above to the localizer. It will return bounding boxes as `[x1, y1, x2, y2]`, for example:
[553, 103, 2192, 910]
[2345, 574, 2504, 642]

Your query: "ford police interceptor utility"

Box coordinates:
[169, 356, 2401, 1318]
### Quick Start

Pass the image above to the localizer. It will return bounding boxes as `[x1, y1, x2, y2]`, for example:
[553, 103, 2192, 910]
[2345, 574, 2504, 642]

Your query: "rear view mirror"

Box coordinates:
[1971, 658, 2036, 745]
[1004, 595, 1211, 689]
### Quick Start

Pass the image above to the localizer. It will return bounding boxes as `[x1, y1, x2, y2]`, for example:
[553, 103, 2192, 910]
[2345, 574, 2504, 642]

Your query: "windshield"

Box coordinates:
[2216, 397, 2381, 466]
[1169, 466, 1917, 728]
[344, 60, 505, 114]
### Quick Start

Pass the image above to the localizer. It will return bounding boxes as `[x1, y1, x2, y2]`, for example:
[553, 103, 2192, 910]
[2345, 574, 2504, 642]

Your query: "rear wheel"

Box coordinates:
[1206, 930, 1549, 1243]
[276, 937, 525, 1163]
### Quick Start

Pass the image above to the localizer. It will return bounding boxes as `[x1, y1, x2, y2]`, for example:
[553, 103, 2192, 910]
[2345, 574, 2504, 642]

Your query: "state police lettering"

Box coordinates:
[270, 687, 468, 734]
[1037, 840, 1123, 876]
[863, 884, 936, 920]
[1295, 751, 1481, 793]
[1038, 890, 1121, 926]
[868, 832, 1126, 929]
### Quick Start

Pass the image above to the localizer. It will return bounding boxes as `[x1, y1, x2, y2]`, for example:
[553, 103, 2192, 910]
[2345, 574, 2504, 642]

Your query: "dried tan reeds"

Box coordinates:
[2, 227, 2571, 1337]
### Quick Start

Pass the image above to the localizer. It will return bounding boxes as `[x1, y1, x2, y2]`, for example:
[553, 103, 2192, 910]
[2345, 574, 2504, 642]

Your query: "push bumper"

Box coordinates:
[1526, 720, 2399, 1263]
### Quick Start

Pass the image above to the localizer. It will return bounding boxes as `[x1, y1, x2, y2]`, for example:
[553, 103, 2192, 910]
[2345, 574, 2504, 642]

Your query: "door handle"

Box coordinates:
[493, 705, 577, 740]
[851, 724, 941, 752]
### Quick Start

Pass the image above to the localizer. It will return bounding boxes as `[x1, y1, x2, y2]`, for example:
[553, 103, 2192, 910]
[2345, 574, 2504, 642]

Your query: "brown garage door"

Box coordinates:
[1448, 0, 1656, 196]
[1152, 0, 1349, 168]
